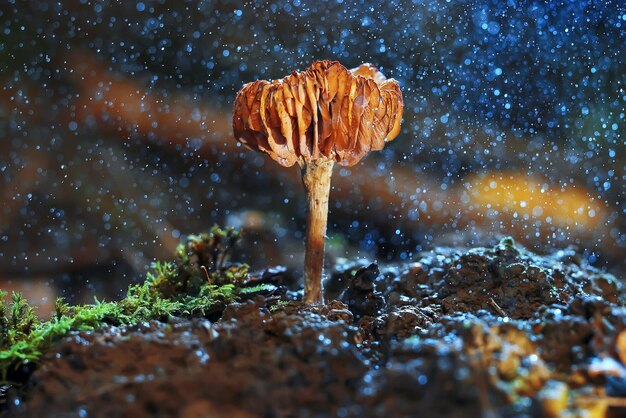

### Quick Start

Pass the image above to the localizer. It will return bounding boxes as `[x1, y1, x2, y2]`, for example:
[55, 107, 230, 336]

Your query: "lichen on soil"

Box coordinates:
[2, 233, 625, 417]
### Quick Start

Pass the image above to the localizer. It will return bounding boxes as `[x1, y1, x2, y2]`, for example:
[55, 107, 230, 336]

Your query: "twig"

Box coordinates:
[488, 298, 508, 318]
[200, 265, 210, 284]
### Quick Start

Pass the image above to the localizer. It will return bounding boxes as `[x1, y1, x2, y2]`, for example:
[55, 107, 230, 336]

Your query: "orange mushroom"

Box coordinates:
[233, 60, 403, 304]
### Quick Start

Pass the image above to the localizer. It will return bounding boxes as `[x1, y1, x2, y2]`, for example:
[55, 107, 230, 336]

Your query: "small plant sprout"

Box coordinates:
[233, 61, 403, 304]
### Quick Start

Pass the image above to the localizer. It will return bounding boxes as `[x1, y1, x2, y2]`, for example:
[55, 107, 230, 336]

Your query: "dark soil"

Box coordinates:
[6, 239, 626, 417]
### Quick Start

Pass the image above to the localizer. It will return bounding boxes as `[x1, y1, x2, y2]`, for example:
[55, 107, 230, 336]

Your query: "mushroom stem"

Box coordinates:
[301, 158, 334, 304]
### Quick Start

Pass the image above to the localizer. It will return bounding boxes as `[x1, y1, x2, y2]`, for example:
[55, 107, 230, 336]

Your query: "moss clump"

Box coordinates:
[0, 225, 251, 385]
[151, 225, 249, 297]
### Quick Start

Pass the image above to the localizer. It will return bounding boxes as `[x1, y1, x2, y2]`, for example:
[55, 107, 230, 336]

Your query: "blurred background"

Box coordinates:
[0, 0, 624, 313]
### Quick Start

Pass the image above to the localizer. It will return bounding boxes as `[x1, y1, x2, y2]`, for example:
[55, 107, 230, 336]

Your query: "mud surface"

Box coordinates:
[6, 239, 626, 417]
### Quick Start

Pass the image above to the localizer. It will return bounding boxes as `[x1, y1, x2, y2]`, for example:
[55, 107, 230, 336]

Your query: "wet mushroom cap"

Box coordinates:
[233, 60, 403, 167]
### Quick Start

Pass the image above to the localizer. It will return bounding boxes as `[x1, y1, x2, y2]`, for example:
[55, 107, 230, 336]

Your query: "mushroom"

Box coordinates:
[233, 60, 403, 304]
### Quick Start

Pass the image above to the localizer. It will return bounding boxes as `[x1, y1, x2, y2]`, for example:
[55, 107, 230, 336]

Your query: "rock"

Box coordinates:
[339, 263, 386, 318]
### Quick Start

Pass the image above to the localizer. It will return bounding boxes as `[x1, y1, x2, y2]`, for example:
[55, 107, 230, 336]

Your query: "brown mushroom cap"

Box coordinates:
[233, 60, 403, 167]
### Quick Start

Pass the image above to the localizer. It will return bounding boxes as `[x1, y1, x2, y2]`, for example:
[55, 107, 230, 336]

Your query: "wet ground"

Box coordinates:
[4, 238, 626, 417]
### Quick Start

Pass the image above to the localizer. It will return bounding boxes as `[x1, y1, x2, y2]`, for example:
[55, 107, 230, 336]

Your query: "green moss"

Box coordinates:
[0, 225, 251, 385]
[180, 284, 236, 316]
[239, 283, 276, 294]
[269, 299, 290, 313]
